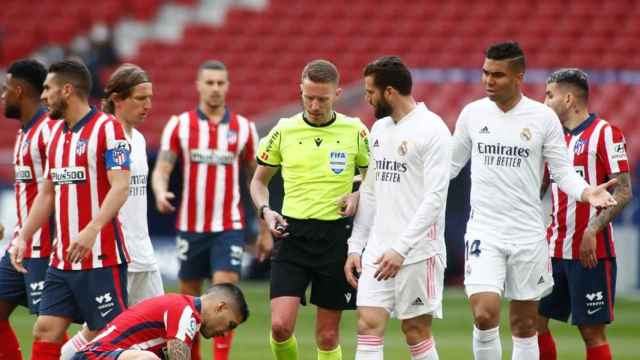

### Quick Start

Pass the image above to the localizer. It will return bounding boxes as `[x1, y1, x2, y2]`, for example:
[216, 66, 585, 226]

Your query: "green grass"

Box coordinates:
[11, 281, 640, 359]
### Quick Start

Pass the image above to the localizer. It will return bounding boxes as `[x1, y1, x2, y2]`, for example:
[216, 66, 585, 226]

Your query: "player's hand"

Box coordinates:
[9, 235, 28, 274]
[337, 192, 360, 217]
[580, 229, 598, 269]
[583, 179, 618, 209]
[67, 226, 99, 263]
[156, 191, 176, 214]
[374, 249, 404, 281]
[255, 222, 273, 262]
[344, 253, 362, 288]
[263, 208, 289, 238]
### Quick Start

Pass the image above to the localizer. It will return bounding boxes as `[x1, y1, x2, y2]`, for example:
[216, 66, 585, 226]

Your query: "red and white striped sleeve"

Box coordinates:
[242, 120, 259, 162]
[164, 303, 200, 346]
[598, 124, 629, 176]
[160, 115, 181, 155]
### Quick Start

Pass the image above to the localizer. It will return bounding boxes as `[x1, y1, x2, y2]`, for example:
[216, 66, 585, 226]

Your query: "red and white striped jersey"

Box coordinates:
[45, 107, 131, 270]
[547, 114, 629, 259]
[82, 294, 202, 356]
[160, 109, 258, 233]
[10, 109, 55, 259]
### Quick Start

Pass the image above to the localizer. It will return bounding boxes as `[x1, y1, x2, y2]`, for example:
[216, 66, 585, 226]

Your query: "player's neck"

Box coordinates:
[63, 102, 92, 129]
[115, 113, 134, 137]
[564, 109, 591, 131]
[495, 92, 522, 113]
[18, 101, 41, 127]
[200, 103, 226, 124]
[391, 97, 417, 124]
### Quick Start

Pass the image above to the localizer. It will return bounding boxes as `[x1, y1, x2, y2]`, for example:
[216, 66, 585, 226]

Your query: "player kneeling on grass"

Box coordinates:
[345, 56, 451, 360]
[71, 283, 249, 360]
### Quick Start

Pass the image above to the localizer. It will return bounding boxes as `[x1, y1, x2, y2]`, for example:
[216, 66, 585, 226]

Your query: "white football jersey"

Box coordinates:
[349, 103, 450, 265]
[450, 96, 588, 243]
[120, 129, 158, 272]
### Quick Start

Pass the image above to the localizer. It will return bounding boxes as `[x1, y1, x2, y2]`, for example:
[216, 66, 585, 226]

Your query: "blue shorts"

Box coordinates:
[539, 258, 616, 325]
[0, 252, 49, 314]
[177, 230, 245, 280]
[38, 264, 128, 331]
[71, 349, 125, 360]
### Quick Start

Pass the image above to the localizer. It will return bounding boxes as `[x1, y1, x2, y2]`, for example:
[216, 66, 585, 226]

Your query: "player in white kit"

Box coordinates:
[61, 64, 164, 359]
[346, 56, 450, 360]
[450, 42, 618, 360]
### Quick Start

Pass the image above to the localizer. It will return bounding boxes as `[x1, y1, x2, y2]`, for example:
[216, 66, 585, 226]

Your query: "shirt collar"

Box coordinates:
[197, 108, 230, 124]
[64, 106, 97, 133]
[194, 297, 202, 313]
[22, 107, 47, 132]
[565, 113, 597, 136]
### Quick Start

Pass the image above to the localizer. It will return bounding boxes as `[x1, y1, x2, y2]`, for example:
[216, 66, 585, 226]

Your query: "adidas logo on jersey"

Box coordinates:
[537, 276, 545, 285]
[373, 139, 380, 147]
[412, 297, 424, 306]
[479, 126, 490, 134]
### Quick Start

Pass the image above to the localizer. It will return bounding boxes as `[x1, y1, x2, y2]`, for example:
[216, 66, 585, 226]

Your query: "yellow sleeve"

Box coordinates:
[257, 123, 283, 166]
[356, 121, 370, 168]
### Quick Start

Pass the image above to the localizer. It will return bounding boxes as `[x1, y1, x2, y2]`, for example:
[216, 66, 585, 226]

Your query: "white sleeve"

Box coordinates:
[348, 163, 376, 255]
[450, 108, 472, 179]
[392, 128, 451, 258]
[543, 112, 589, 200]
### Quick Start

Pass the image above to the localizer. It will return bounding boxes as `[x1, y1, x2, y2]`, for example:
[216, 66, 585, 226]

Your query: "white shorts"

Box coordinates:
[463, 233, 553, 300]
[357, 255, 444, 320]
[127, 269, 165, 306]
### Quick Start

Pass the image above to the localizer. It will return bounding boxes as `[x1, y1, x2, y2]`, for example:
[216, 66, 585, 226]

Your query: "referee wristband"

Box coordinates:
[259, 205, 270, 219]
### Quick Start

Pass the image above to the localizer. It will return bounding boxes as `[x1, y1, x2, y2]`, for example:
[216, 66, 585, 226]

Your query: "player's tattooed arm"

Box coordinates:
[166, 339, 191, 360]
[587, 172, 632, 233]
[152, 150, 178, 213]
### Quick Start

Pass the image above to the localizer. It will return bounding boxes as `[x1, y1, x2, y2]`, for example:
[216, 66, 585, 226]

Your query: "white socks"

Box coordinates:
[473, 325, 502, 360]
[512, 335, 539, 360]
[409, 337, 439, 360]
[355, 335, 383, 360]
[60, 331, 88, 360]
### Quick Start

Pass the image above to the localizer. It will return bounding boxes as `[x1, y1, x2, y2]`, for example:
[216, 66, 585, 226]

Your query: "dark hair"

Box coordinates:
[485, 41, 526, 73]
[547, 68, 589, 103]
[48, 60, 92, 99]
[199, 60, 228, 79]
[7, 59, 47, 96]
[206, 283, 249, 323]
[301, 59, 340, 85]
[363, 56, 412, 95]
[102, 64, 151, 114]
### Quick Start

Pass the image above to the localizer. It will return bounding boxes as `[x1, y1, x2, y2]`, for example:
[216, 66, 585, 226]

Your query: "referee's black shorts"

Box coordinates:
[270, 217, 357, 310]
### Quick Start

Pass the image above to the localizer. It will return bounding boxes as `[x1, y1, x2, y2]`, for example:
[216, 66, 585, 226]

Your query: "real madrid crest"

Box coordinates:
[520, 128, 532, 142]
[398, 140, 408, 156]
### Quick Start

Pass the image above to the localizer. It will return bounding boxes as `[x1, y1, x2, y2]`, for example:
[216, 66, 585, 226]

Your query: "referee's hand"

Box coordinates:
[338, 192, 359, 217]
[344, 253, 362, 288]
[263, 209, 289, 238]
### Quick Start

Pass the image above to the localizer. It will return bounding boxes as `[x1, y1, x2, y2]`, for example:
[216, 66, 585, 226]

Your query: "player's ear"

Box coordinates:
[335, 86, 343, 98]
[215, 301, 228, 312]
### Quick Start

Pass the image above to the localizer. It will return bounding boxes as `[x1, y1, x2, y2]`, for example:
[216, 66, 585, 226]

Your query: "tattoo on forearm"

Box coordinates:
[167, 339, 191, 360]
[159, 150, 177, 165]
[588, 173, 632, 233]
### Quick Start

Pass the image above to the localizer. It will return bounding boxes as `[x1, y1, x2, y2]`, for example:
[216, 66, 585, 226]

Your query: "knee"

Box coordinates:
[473, 308, 500, 330]
[32, 318, 64, 342]
[579, 326, 607, 347]
[271, 318, 294, 342]
[510, 313, 536, 337]
[316, 326, 339, 350]
[357, 312, 385, 336]
[401, 320, 431, 344]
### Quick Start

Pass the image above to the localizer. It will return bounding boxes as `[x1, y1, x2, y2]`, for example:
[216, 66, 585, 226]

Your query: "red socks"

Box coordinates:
[191, 333, 201, 360]
[31, 341, 62, 360]
[587, 343, 612, 360]
[213, 331, 235, 360]
[0, 320, 22, 360]
[538, 331, 557, 360]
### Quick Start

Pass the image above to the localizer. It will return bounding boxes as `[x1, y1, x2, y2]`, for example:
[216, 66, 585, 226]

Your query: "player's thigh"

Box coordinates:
[127, 269, 165, 306]
[310, 259, 357, 311]
[0, 252, 28, 313]
[176, 232, 211, 281]
[116, 350, 159, 360]
[74, 264, 128, 331]
[463, 234, 507, 297]
[395, 255, 444, 321]
[38, 267, 82, 325]
[505, 240, 553, 300]
[210, 230, 245, 277]
[539, 258, 571, 322]
[356, 261, 395, 315]
[568, 258, 616, 326]
[23, 257, 50, 314]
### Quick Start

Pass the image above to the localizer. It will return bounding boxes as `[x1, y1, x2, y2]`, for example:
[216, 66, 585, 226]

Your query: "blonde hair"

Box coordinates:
[102, 63, 151, 114]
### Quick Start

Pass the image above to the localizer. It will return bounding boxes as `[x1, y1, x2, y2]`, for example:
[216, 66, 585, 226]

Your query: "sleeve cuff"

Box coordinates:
[391, 241, 411, 258]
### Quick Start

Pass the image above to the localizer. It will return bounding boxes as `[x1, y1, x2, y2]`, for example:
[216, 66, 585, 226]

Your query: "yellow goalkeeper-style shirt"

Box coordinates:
[257, 111, 369, 220]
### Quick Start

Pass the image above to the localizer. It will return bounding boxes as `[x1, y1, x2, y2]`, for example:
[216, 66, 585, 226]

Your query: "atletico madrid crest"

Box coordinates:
[76, 140, 88, 156]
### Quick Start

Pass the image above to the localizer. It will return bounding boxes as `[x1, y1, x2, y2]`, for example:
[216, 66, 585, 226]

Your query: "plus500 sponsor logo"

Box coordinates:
[50, 167, 86, 184]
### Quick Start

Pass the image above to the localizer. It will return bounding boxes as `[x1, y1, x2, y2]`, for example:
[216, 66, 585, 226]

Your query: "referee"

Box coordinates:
[250, 59, 369, 360]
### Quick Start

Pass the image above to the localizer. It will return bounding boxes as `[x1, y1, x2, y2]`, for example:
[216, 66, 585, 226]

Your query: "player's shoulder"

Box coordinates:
[521, 96, 557, 117]
[131, 128, 147, 145]
[461, 97, 493, 112]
